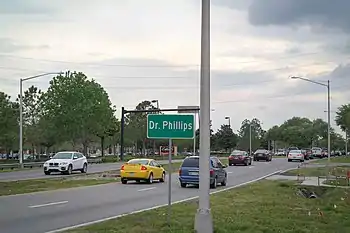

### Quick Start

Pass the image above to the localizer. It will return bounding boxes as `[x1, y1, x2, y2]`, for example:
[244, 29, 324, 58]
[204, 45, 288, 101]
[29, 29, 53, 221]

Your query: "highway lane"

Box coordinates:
[0, 159, 183, 182]
[0, 158, 298, 233]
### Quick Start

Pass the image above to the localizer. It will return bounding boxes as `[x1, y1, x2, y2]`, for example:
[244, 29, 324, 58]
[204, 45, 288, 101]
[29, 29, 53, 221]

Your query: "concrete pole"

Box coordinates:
[194, 0, 213, 232]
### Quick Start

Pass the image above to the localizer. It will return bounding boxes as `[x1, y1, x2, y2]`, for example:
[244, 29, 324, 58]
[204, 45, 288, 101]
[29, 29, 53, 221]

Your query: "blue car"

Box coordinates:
[178, 156, 227, 189]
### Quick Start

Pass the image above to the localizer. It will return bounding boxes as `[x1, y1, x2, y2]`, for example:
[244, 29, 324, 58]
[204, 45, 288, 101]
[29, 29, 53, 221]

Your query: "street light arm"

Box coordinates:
[291, 76, 328, 87]
[22, 72, 64, 81]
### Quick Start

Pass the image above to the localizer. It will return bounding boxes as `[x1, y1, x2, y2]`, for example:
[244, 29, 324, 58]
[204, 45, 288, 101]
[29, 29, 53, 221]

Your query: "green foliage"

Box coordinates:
[212, 124, 238, 151]
[237, 118, 264, 151]
[335, 104, 350, 133]
[0, 92, 18, 153]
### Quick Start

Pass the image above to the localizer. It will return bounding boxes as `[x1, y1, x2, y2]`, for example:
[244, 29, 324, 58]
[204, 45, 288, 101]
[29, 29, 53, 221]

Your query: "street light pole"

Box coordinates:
[249, 124, 252, 156]
[291, 76, 331, 175]
[225, 116, 231, 127]
[194, 0, 213, 232]
[19, 72, 63, 168]
[151, 100, 159, 156]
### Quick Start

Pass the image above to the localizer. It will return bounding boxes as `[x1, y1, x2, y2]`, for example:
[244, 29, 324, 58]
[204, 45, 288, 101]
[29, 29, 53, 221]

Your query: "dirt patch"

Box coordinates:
[68, 172, 120, 181]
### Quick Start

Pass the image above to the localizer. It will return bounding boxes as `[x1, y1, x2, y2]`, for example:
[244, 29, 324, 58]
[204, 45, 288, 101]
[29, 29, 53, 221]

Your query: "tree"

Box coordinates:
[18, 85, 42, 155]
[237, 118, 264, 151]
[125, 100, 157, 155]
[40, 71, 115, 155]
[335, 104, 350, 136]
[214, 124, 238, 152]
[0, 92, 18, 157]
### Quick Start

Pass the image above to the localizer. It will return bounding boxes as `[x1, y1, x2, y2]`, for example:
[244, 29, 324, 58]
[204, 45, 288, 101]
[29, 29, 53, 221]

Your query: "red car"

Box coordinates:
[228, 150, 252, 166]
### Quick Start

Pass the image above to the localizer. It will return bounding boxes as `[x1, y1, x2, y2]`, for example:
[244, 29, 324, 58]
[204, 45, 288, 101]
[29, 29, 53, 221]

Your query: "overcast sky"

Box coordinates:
[1, 0, 349, 135]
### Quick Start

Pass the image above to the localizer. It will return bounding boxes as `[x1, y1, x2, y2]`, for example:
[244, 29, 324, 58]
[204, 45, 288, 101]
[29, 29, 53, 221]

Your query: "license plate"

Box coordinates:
[189, 172, 198, 175]
[128, 172, 134, 176]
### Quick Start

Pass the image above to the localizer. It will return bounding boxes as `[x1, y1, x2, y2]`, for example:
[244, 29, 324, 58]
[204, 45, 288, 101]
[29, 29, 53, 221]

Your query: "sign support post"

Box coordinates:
[167, 138, 172, 226]
[147, 113, 194, 227]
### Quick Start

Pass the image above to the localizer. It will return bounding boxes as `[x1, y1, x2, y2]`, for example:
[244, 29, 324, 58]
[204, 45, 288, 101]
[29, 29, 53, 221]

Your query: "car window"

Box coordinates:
[289, 150, 301, 153]
[211, 159, 218, 168]
[230, 151, 244, 156]
[152, 161, 159, 167]
[128, 159, 149, 165]
[255, 149, 266, 153]
[182, 157, 199, 167]
[52, 152, 73, 159]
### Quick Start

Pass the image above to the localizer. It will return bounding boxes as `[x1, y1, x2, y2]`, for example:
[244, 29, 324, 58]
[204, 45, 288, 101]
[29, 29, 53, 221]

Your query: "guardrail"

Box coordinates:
[0, 158, 103, 171]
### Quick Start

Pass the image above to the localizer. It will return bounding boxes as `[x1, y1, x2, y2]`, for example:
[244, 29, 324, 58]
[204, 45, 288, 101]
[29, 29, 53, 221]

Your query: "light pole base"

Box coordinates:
[194, 208, 213, 233]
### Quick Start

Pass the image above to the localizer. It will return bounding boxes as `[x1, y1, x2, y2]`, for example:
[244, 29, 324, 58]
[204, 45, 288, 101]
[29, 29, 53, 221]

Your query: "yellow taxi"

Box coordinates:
[120, 158, 166, 184]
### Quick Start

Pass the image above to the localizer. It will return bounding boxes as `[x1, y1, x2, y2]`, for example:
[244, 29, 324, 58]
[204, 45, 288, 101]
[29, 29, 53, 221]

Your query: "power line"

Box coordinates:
[0, 51, 341, 68]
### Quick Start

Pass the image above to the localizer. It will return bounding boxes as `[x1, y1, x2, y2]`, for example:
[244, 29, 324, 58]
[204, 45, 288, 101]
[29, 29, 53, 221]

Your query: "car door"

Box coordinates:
[212, 158, 224, 183]
[72, 153, 81, 170]
[149, 160, 160, 179]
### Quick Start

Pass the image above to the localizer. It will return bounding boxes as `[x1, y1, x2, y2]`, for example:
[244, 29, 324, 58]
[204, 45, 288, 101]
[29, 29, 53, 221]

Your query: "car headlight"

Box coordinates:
[44, 162, 49, 165]
[60, 162, 68, 165]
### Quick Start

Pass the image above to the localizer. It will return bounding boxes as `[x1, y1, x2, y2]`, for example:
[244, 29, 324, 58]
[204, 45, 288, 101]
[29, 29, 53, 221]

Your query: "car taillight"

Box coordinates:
[210, 169, 214, 176]
[141, 165, 147, 170]
[178, 169, 182, 176]
[229, 156, 233, 159]
[121, 165, 125, 170]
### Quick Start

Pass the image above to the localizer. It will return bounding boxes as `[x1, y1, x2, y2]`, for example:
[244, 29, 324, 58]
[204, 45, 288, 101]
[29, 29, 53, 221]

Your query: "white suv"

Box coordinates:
[44, 151, 88, 175]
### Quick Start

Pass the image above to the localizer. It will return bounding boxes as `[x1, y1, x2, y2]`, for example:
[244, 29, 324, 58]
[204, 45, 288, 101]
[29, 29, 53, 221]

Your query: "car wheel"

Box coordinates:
[244, 161, 248, 166]
[44, 171, 50, 175]
[288, 159, 291, 162]
[249, 160, 252, 165]
[80, 163, 87, 173]
[147, 173, 154, 184]
[180, 182, 187, 188]
[121, 178, 127, 184]
[210, 177, 217, 189]
[159, 172, 165, 182]
[221, 176, 227, 186]
[65, 164, 72, 175]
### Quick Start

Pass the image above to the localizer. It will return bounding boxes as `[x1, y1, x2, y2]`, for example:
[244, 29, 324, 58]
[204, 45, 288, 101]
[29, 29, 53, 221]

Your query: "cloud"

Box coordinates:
[248, 0, 350, 33]
[0, 0, 349, 135]
[0, 38, 49, 53]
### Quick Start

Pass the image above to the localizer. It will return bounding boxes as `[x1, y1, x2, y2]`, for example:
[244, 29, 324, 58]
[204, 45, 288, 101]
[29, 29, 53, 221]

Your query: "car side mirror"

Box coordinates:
[49, 156, 52, 159]
[73, 156, 78, 160]
[157, 165, 162, 168]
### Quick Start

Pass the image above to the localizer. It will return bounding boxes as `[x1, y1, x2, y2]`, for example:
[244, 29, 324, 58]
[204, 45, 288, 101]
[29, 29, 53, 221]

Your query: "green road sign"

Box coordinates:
[147, 114, 195, 139]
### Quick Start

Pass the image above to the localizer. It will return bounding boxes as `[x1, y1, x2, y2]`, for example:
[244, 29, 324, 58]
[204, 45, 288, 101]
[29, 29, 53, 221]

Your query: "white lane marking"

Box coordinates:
[137, 187, 156, 192]
[227, 171, 233, 174]
[29, 201, 68, 209]
[45, 170, 282, 233]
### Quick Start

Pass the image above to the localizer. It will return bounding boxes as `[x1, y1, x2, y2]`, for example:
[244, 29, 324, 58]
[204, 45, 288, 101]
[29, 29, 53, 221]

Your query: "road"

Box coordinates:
[0, 159, 184, 182]
[0, 158, 299, 233]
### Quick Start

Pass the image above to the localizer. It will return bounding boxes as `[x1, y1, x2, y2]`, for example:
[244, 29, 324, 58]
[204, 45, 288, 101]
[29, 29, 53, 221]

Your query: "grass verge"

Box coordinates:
[65, 180, 350, 233]
[0, 175, 119, 196]
[311, 156, 350, 164]
[323, 178, 350, 187]
[282, 166, 350, 177]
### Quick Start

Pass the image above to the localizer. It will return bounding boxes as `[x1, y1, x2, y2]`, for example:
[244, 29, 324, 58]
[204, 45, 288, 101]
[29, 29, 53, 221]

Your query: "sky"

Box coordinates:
[0, 0, 350, 135]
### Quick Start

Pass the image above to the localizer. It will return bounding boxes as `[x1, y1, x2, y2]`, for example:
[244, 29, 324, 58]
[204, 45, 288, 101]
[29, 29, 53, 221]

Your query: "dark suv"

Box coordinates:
[253, 149, 272, 162]
[178, 156, 227, 189]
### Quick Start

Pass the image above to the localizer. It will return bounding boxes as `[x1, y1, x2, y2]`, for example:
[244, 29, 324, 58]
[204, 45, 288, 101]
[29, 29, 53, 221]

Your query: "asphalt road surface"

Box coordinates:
[0, 159, 184, 182]
[0, 158, 299, 233]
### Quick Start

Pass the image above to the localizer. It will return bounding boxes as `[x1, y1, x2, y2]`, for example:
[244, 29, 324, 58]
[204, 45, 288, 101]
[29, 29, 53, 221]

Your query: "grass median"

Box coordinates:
[0, 175, 120, 196]
[324, 178, 350, 186]
[311, 156, 350, 164]
[282, 166, 350, 177]
[65, 180, 350, 233]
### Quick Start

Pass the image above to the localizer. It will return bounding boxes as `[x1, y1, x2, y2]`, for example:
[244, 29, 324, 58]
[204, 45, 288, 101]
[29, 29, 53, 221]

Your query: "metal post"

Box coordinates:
[19, 79, 23, 168]
[167, 138, 172, 226]
[120, 107, 125, 161]
[193, 112, 196, 155]
[249, 124, 252, 156]
[327, 80, 331, 177]
[194, 0, 213, 232]
[345, 131, 348, 156]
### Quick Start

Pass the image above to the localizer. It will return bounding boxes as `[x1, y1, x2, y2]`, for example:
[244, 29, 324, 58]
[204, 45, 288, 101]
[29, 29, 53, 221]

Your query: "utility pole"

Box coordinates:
[249, 124, 252, 156]
[194, 0, 213, 232]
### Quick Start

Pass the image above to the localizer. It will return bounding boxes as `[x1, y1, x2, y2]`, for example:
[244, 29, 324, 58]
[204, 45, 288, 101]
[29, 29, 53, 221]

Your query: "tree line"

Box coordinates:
[0, 71, 349, 158]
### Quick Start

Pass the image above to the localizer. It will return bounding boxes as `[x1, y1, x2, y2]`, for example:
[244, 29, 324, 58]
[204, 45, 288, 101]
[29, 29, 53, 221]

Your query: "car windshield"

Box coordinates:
[52, 152, 73, 159]
[290, 150, 301, 154]
[255, 149, 266, 153]
[278, 149, 284, 152]
[182, 157, 199, 167]
[128, 159, 149, 165]
[230, 151, 244, 156]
